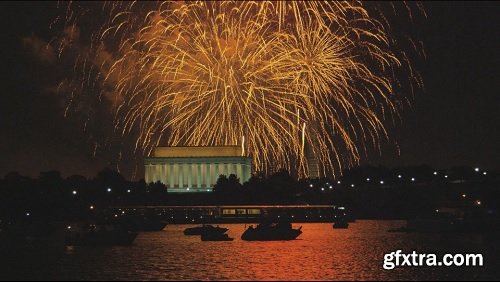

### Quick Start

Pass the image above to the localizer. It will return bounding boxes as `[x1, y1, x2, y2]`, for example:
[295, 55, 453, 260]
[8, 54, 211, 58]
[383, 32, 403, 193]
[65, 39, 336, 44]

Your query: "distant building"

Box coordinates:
[144, 146, 251, 193]
[305, 141, 320, 179]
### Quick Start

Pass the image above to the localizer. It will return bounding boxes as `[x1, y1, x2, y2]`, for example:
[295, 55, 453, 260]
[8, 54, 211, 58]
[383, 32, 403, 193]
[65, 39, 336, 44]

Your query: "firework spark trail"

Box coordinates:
[55, 1, 422, 178]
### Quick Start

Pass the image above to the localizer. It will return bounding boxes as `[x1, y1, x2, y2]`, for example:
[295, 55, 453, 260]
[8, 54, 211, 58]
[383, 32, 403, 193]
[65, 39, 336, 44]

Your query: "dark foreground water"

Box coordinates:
[1, 220, 499, 281]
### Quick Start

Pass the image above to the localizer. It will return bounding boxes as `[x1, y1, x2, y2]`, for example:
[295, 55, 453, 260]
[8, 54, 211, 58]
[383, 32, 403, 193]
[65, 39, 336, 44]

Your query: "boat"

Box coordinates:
[183, 224, 228, 235]
[333, 222, 349, 229]
[201, 232, 234, 241]
[332, 220, 349, 229]
[241, 222, 302, 241]
[65, 223, 138, 246]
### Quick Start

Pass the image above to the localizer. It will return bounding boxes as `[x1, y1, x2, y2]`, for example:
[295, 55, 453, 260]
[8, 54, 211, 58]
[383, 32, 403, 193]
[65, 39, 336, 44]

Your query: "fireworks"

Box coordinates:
[53, 1, 422, 178]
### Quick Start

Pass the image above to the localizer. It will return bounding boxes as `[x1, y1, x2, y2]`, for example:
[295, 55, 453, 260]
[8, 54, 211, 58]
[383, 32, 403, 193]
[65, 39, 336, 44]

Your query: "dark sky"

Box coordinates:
[0, 2, 498, 180]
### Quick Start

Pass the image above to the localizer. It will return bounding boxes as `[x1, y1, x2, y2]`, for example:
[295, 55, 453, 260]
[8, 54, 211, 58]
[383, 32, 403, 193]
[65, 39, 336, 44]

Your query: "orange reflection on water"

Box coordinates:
[4, 221, 493, 280]
[217, 223, 361, 280]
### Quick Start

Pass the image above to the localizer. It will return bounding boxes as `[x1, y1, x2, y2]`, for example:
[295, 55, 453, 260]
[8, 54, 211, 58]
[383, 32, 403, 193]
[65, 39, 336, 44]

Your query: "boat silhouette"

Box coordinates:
[184, 224, 228, 235]
[201, 232, 234, 241]
[241, 221, 302, 241]
[332, 218, 349, 229]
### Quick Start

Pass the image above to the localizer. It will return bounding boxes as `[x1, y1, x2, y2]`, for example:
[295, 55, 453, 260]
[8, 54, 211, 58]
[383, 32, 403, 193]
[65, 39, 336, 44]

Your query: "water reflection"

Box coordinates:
[1, 221, 499, 280]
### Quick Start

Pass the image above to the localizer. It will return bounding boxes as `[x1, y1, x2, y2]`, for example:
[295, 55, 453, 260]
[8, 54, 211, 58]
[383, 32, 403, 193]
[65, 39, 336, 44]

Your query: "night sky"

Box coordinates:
[0, 2, 498, 180]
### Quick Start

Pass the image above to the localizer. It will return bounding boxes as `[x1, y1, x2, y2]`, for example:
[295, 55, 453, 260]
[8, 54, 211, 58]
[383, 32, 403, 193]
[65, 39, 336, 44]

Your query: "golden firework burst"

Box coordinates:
[55, 1, 422, 178]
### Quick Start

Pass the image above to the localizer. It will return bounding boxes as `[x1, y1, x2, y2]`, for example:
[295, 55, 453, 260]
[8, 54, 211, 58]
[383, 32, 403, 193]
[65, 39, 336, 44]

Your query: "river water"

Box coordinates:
[1, 220, 499, 280]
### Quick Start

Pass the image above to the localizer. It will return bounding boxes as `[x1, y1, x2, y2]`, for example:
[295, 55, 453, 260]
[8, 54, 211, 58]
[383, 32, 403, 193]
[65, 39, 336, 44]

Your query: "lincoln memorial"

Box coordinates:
[144, 146, 252, 193]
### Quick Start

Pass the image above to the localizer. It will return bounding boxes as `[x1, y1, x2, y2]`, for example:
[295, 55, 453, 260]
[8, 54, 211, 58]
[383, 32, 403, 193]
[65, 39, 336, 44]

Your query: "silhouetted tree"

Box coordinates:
[228, 174, 242, 189]
[91, 168, 128, 199]
[146, 181, 168, 204]
[213, 174, 230, 194]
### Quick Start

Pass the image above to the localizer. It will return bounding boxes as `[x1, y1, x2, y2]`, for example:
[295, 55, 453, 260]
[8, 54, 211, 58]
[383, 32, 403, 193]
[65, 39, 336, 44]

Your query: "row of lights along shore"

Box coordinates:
[310, 167, 489, 190]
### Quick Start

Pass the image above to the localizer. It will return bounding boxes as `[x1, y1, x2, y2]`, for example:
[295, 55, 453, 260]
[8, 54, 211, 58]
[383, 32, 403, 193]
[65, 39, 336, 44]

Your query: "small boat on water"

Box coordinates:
[201, 232, 234, 241]
[241, 222, 302, 241]
[332, 219, 349, 229]
[184, 224, 228, 235]
[65, 223, 138, 246]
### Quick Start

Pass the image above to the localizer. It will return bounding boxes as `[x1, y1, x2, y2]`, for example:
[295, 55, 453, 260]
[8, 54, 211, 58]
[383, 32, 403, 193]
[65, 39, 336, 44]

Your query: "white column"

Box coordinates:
[145, 165, 150, 184]
[237, 163, 242, 180]
[196, 163, 202, 189]
[149, 165, 154, 183]
[165, 164, 170, 188]
[160, 164, 165, 184]
[153, 165, 159, 183]
[169, 163, 174, 188]
[232, 163, 238, 176]
[187, 164, 189, 188]
[200, 163, 206, 188]
[173, 164, 178, 188]
[209, 163, 215, 187]
[217, 163, 228, 178]
[178, 163, 184, 188]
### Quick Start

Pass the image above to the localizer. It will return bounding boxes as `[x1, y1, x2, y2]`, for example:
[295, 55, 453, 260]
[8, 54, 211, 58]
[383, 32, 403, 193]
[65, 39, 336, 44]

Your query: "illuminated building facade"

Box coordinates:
[144, 146, 251, 193]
